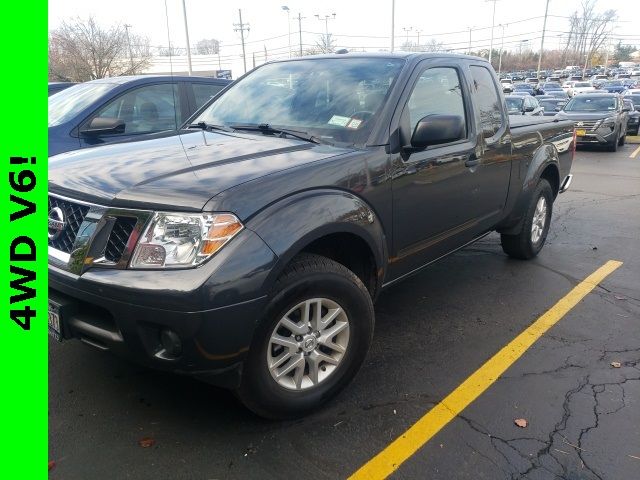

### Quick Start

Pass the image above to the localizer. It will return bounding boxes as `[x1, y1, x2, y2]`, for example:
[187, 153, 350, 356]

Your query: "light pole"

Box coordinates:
[403, 27, 412, 45]
[468, 26, 474, 55]
[536, 0, 550, 79]
[498, 24, 507, 76]
[391, 0, 395, 52]
[415, 28, 423, 48]
[314, 13, 336, 52]
[487, 0, 498, 64]
[281, 6, 291, 58]
[124, 24, 134, 71]
[296, 13, 304, 56]
[181, 0, 193, 75]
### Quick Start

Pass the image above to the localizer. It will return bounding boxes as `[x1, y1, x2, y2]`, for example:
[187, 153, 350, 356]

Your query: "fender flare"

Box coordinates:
[245, 188, 388, 296]
[497, 142, 560, 235]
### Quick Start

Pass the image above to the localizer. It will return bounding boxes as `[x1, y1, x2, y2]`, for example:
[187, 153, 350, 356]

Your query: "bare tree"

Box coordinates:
[195, 38, 220, 55]
[315, 34, 336, 54]
[48, 17, 152, 81]
[563, 0, 616, 65]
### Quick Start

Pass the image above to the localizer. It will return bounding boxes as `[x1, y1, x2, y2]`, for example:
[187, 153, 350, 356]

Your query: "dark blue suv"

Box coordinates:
[48, 75, 231, 157]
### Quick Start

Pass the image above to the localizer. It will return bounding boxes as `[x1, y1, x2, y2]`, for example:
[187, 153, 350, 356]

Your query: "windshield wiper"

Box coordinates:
[229, 123, 322, 145]
[186, 121, 234, 133]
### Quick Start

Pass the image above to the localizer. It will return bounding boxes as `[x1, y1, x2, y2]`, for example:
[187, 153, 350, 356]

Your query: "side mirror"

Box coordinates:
[79, 117, 125, 137]
[409, 115, 465, 150]
[524, 105, 535, 112]
[622, 106, 631, 112]
[555, 106, 562, 111]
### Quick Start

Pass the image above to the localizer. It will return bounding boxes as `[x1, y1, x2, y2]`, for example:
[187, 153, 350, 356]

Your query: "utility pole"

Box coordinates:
[468, 26, 474, 55]
[123, 24, 134, 71]
[217, 41, 222, 70]
[603, 23, 615, 73]
[234, 9, 250, 74]
[296, 13, 304, 56]
[181, 0, 193, 75]
[391, 0, 395, 52]
[486, 0, 498, 64]
[415, 28, 423, 49]
[282, 6, 291, 58]
[536, 0, 550, 78]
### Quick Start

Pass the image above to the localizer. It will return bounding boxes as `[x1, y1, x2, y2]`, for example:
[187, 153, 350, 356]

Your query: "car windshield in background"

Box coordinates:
[603, 81, 623, 87]
[574, 82, 591, 88]
[625, 95, 640, 106]
[564, 96, 616, 112]
[539, 100, 562, 110]
[49, 82, 117, 127]
[505, 97, 523, 113]
[543, 83, 562, 90]
[193, 57, 405, 145]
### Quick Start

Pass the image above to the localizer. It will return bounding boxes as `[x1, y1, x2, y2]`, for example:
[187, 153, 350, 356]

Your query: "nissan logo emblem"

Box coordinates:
[48, 207, 66, 240]
[576, 121, 584, 127]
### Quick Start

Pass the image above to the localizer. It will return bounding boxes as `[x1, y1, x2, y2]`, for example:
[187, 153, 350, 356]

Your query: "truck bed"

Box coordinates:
[508, 115, 569, 129]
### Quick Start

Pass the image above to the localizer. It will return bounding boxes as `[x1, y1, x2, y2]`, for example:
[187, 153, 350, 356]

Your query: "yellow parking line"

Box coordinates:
[630, 145, 640, 159]
[349, 260, 623, 480]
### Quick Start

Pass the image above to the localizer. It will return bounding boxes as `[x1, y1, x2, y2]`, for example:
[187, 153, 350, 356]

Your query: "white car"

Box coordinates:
[571, 82, 596, 95]
[501, 79, 514, 93]
[626, 89, 640, 95]
[562, 81, 576, 96]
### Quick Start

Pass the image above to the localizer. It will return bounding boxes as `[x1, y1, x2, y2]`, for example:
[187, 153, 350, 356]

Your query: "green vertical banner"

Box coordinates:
[1, 0, 47, 477]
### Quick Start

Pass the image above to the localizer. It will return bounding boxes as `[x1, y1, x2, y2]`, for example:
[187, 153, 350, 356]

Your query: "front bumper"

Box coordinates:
[49, 227, 277, 388]
[575, 126, 618, 145]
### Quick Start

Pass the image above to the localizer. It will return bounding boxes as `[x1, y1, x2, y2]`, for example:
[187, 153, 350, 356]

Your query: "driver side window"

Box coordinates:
[87, 83, 181, 136]
[405, 67, 467, 140]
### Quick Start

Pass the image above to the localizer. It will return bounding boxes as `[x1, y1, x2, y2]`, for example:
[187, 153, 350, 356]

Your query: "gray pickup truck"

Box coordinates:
[49, 53, 574, 418]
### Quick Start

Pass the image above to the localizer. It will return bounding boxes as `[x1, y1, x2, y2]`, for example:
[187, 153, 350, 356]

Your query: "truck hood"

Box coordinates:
[49, 130, 351, 211]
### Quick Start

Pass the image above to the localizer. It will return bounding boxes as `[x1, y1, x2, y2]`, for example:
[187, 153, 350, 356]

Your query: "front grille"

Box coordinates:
[104, 217, 137, 263]
[575, 120, 599, 130]
[48, 196, 90, 253]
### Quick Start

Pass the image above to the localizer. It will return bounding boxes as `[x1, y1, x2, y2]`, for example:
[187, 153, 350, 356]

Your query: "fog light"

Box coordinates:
[160, 329, 182, 357]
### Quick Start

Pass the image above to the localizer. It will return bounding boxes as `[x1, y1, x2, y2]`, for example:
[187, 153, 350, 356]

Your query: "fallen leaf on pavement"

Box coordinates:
[614, 295, 626, 300]
[514, 418, 528, 428]
[48, 460, 56, 471]
[138, 437, 155, 448]
[611, 361, 621, 368]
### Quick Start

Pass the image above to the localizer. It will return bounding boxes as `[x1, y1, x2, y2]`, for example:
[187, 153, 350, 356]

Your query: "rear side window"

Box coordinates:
[470, 66, 504, 138]
[192, 83, 225, 109]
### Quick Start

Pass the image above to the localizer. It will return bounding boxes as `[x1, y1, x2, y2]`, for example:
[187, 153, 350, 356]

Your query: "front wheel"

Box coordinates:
[501, 178, 553, 260]
[607, 129, 619, 152]
[236, 254, 374, 419]
[618, 131, 626, 146]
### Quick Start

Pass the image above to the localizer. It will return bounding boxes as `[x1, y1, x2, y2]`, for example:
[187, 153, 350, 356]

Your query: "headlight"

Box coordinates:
[130, 212, 243, 269]
[598, 117, 617, 128]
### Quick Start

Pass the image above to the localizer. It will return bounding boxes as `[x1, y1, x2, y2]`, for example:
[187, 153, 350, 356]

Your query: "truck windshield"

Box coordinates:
[192, 57, 405, 145]
[564, 96, 616, 112]
[48, 82, 118, 127]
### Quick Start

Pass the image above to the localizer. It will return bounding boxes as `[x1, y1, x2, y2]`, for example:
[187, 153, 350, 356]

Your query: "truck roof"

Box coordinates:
[265, 51, 490, 63]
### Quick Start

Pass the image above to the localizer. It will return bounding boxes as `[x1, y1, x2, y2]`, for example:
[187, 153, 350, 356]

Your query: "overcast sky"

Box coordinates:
[49, 0, 639, 76]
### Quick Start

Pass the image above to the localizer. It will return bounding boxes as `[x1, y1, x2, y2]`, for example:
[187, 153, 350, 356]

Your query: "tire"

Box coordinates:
[236, 253, 374, 419]
[501, 178, 553, 260]
[618, 130, 626, 146]
[607, 128, 619, 152]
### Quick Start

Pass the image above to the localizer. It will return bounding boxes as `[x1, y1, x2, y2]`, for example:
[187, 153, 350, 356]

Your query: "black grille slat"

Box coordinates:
[104, 217, 137, 263]
[48, 197, 90, 253]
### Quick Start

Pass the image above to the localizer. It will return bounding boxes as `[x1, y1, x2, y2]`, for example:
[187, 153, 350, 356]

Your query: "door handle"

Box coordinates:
[465, 153, 480, 168]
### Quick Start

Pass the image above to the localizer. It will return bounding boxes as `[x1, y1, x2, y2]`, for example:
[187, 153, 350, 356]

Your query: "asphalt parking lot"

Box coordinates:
[49, 143, 640, 480]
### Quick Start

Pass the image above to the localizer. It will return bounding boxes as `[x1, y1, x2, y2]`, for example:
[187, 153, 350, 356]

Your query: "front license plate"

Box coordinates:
[576, 129, 586, 136]
[48, 301, 63, 342]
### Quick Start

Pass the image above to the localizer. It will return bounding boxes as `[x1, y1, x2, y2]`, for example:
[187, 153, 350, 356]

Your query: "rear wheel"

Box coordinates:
[237, 254, 374, 419]
[501, 179, 553, 260]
